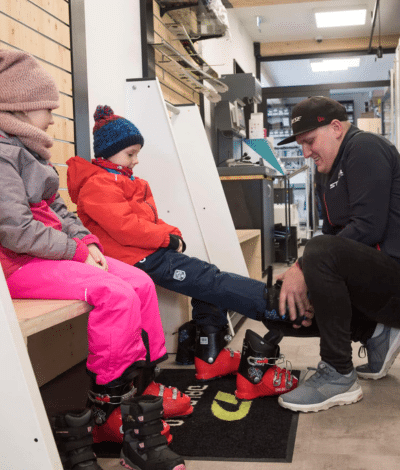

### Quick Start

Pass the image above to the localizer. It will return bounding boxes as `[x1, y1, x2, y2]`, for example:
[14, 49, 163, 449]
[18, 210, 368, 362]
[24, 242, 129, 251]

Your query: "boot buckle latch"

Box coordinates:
[247, 355, 269, 366]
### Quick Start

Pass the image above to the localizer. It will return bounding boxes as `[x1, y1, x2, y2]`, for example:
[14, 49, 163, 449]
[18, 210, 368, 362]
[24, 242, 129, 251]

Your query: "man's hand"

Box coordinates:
[86, 244, 108, 271]
[278, 262, 313, 328]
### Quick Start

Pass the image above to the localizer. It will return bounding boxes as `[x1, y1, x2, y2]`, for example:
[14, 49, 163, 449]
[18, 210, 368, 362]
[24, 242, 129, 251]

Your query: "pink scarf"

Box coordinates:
[0, 111, 53, 160]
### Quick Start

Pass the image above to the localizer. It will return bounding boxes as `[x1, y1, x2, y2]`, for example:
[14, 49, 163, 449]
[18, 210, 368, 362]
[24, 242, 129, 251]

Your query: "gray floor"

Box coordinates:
[99, 259, 400, 470]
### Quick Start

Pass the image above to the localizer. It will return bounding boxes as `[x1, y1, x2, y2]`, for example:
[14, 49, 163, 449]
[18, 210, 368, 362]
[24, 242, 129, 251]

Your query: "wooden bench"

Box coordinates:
[14, 299, 93, 341]
[13, 299, 93, 386]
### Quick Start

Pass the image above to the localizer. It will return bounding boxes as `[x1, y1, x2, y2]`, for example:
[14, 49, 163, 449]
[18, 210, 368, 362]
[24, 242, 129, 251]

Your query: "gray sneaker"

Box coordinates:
[278, 361, 363, 413]
[356, 325, 400, 380]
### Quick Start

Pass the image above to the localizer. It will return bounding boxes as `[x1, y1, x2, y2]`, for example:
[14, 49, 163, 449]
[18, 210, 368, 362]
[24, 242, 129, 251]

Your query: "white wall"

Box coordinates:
[84, 0, 143, 158]
[201, 10, 256, 77]
[200, 10, 257, 143]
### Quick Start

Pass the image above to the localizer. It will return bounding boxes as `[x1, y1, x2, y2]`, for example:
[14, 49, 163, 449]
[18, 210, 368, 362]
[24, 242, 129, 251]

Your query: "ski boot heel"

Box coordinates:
[194, 325, 240, 381]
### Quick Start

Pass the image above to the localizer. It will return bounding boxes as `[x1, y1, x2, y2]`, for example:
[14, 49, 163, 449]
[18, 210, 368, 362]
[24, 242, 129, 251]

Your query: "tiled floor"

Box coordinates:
[99, 258, 400, 470]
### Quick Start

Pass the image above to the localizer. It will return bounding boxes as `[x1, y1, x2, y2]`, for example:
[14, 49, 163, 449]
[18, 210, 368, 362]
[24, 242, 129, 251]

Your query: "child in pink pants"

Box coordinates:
[0, 49, 186, 470]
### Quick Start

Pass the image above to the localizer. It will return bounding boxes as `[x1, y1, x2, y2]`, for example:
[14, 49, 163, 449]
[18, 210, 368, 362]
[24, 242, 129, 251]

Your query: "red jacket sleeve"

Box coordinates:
[78, 174, 181, 250]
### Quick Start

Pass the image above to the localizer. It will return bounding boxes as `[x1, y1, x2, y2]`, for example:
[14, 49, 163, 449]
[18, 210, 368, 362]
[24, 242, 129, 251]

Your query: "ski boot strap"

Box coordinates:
[88, 385, 136, 406]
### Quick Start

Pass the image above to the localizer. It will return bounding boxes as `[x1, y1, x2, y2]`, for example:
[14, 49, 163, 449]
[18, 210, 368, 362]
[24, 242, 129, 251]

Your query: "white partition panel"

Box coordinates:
[125, 79, 248, 348]
[0, 267, 62, 469]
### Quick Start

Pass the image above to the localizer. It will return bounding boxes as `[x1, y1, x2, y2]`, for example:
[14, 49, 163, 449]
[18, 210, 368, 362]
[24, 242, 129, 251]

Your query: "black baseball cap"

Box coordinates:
[277, 96, 348, 146]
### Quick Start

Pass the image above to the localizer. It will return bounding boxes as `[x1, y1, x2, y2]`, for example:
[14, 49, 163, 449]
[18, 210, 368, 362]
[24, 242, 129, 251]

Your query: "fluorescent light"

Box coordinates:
[311, 58, 361, 72]
[315, 9, 367, 28]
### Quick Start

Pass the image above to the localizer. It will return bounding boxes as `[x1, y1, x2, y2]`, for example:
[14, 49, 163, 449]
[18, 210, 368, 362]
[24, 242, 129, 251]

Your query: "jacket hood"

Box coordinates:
[67, 156, 104, 204]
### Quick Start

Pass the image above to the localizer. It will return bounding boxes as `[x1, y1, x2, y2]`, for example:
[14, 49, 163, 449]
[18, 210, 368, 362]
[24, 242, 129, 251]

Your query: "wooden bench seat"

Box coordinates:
[14, 298, 93, 340]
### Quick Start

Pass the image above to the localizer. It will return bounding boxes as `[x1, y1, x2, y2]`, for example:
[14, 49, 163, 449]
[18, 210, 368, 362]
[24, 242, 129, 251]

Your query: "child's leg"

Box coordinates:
[106, 257, 167, 366]
[7, 257, 166, 385]
[135, 248, 267, 326]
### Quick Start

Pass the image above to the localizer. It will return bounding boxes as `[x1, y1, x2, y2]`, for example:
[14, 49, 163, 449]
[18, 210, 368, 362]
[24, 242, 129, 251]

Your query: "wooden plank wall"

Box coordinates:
[153, 1, 201, 106]
[0, 0, 76, 211]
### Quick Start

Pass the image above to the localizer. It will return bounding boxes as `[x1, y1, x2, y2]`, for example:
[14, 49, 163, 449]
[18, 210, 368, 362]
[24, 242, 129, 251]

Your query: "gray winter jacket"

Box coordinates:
[0, 129, 94, 278]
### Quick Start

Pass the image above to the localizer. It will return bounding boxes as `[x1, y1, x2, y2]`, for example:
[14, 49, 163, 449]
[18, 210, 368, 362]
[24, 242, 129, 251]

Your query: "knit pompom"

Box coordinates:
[94, 105, 114, 122]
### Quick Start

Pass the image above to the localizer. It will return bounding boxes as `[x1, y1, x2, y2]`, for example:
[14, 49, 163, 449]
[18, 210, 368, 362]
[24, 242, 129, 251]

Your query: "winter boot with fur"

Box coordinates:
[51, 408, 103, 469]
[235, 329, 298, 399]
[194, 325, 241, 381]
[120, 395, 186, 470]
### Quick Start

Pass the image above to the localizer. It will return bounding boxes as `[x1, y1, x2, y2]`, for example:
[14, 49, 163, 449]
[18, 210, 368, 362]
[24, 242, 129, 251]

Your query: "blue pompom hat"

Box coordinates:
[93, 105, 144, 159]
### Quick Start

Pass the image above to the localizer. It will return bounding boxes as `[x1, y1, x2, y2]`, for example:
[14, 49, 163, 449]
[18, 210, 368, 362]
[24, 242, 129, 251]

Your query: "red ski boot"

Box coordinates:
[143, 381, 193, 418]
[194, 325, 241, 381]
[235, 329, 298, 399]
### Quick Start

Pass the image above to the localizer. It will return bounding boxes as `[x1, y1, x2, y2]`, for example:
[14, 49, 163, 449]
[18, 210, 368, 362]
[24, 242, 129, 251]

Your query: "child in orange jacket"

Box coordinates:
[67, 106, 299, 401]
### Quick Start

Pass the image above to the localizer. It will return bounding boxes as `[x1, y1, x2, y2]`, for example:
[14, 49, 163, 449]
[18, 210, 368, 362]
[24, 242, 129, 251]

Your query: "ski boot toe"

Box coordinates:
[143, 381, 193, 418]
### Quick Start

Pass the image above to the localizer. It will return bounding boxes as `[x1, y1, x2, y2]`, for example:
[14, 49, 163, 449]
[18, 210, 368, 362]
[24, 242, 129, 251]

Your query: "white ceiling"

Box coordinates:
[229, 0, 399, 87]
[231, 0, 400, 43]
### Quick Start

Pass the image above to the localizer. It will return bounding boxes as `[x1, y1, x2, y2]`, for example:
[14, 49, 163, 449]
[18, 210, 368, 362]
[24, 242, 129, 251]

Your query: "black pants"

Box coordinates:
[135, 248, 267, 328]
[264, 235, 400, 374]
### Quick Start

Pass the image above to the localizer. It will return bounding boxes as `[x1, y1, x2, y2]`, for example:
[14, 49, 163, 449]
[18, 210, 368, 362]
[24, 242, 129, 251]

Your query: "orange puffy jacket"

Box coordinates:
[67, 156, 182, 265]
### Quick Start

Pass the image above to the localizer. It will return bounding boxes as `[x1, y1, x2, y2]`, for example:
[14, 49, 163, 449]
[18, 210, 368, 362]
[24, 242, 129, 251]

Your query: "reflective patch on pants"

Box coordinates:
[173, 269, 186, 281]
[138, 258, 146, 263]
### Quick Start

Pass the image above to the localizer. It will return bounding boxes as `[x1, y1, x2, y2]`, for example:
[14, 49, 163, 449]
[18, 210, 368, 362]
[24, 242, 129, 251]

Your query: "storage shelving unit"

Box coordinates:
[266, 104, 304, 174]
[338, 100, 355, 124]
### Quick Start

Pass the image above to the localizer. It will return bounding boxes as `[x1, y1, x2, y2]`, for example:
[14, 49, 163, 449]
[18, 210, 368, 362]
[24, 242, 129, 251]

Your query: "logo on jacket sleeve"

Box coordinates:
[173, 270, 186, 281]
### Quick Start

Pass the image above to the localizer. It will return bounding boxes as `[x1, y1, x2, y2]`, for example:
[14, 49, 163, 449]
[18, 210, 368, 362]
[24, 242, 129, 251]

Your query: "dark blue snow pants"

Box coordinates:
[135, 248, 267, 328]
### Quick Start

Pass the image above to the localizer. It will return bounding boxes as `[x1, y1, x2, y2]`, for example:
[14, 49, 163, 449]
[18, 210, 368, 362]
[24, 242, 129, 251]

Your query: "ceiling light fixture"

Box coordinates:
[315, 8, 367, 28]
[311, 58, 361, 72]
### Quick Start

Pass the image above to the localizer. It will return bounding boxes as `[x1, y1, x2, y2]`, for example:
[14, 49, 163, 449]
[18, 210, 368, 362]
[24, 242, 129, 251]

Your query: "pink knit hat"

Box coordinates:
[0, 49, 59, 112]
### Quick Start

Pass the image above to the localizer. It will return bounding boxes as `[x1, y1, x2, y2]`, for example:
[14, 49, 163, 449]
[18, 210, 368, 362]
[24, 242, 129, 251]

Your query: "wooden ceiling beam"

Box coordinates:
[259, 34, 400, 57]
[229, 0, 335, 8]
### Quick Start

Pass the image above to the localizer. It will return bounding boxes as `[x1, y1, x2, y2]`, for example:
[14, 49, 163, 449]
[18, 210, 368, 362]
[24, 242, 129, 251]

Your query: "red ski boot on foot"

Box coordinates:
[235, 329, 298, 399]
[195, 347, 241, 381]
[143, 381, 193, 418]
[194, 325, 241, 381]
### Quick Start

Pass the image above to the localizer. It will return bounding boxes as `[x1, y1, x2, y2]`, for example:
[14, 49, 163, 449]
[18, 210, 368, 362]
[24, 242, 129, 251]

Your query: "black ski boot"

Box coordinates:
[194, 325, 241, 381]
[175, 320, 197, 365]
[51, 408, 103, 469]
[235, 329, 298, 399]
[120, 395, 186, 470]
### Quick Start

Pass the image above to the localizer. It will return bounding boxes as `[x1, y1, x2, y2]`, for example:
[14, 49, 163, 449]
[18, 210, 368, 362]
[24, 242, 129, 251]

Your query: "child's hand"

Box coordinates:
[87, 244, 108, 271]
[84, 253, 103, 269]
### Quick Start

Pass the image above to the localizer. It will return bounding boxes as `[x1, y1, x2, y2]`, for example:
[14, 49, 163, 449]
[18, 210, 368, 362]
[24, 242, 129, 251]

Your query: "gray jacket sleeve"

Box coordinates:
[0, 157, 77, 260]
[49, 193, 91, 239]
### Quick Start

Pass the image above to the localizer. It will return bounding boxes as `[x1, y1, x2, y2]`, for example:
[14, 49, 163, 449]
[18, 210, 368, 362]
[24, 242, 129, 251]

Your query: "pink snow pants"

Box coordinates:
[7, 256, 167, 385]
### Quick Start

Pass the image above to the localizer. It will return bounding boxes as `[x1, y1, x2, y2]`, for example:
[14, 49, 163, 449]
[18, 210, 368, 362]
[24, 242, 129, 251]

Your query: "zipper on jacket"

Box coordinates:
[143, 184, 158, 223]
